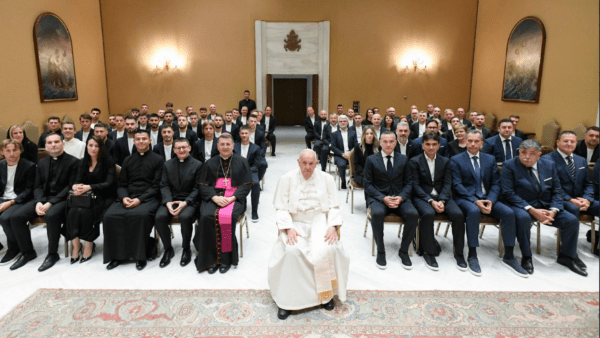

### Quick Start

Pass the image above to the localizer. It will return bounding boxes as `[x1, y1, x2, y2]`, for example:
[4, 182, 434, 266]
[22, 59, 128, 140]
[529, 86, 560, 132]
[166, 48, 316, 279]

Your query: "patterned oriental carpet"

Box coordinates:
[0, 289, 597, 338]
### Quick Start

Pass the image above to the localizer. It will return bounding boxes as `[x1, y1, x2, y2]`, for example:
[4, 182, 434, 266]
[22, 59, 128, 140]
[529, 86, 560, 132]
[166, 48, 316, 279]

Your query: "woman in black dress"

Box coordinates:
[66, 136, 117, 263]
[383, 115, 396, 133]
[448, 124, 469, 157]
[352, 126, 379, 186]
[363, 109, 374, 126]
[7, 125, 38, 164]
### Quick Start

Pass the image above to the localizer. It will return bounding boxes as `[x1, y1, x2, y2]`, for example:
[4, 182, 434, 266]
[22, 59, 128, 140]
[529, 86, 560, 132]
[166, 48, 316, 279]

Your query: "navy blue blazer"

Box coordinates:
[113, 136, 138, 166]
[74, 129, 93, 142]
[304, 116, 315, 134]
[192, 138, 219, 164]
[410, 153, 452, 203]
[234, 142, 261, 173]
[482, 135, 522, 163]
[313, 119, 330, 141]
[594, 161, 599, 200]
[394, 139, 416, 158]
[450, 151, 500, 203]
[500, 157, 563, 211]
[411, 136, 449, 158]
[543, 151, 594, 202]
[173, 129, 199, 145]
[330, 129, 358, 158]
[222, 123, 240, 142]
[252, 129, 268, 156]
[363, 151, 412, 204]
[152, 143, 176, 161]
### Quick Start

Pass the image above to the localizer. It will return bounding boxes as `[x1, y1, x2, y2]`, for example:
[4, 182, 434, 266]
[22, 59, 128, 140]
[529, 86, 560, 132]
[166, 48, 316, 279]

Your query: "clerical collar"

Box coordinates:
[179, 155, 189, 163]
[51, 152, 65, 161]
[138, 150, 147, 156]
[220, 155, 232, 161]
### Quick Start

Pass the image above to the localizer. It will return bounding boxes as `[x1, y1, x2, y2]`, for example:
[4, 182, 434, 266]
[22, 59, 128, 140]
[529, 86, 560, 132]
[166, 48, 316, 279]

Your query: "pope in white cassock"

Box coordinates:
[268, 149, 350, 320]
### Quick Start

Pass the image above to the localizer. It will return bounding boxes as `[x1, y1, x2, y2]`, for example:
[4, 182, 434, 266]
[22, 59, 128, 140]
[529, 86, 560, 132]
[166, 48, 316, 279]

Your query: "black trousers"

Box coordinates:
[0, 200, 28, 254]
[305, 133, 315, 148]
[334, 156, 348, 188]
[266, 133, 276, 154]
[313, 140, 330, 172]
[250, 171, 260, 214]
[155, 204, 198, 250]
[13, 200, 68, 256]
[412, 197, 465, 256]
[369, 199, 419, 254]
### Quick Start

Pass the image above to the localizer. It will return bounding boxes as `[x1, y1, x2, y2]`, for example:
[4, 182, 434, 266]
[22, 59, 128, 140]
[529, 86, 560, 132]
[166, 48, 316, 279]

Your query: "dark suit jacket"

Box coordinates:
[37, 130, 62, 148]
[33, 152, 79, 204]
[0, 158, 36, 204]
[313, 119, 330, 142]
[104, 138, 115, 160]
[223, 123, 240, 142]
[74, 129, 94, 142]
[482, 135, 522, 163]
[409, 122, 426, 140]
[410, 153, 452, 203]
[594, 161, 599, 200]
[252, 129, 268, 156]
[160, 156, 201, 206]
[441, 120, 451, 133]
[192, 138, 219, 163]
[238, 99, 257, 113]
[304, 116, 316, 135]
[113, 136, 138, 166]
[363, 151, 412, 204]
[445, 129, 456, 143]
[450, 151, 500, 203]
[411, 136, 450, 158]
[394, 139, 415, 158]
[515, 129, 526, 140]
[236, 115, 249, 128]
[500, 157, 563, 211]
[261, 115, 276, 136]
[153, 143, 176, 161]
[468, 126, 492, 140]
[448, 140, 467, 157]
[460, 118, 471, 128]
[234, 142, 261, 173]
[330, 129, 358, 158]
[543, 151, 594, 202]
[173, 129, 199, 145]
[575, 140, 598, 163]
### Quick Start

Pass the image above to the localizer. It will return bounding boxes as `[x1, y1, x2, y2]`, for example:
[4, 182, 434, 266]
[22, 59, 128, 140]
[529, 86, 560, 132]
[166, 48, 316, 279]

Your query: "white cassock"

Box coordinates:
[268, 168, 350, 310]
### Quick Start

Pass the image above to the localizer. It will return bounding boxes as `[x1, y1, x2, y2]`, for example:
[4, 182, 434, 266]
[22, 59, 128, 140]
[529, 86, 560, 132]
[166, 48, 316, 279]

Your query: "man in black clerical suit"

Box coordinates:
[173, 115, 199, 146]
[113, 116, 139, 165]
[262, 106, 277, 156]
[0, 140, 36, 268]
[238, 90, 257, 113]
[330, 115, 357, 189]
[37, 116, 62, 148]
[155, 138, 201, 268]
[304, 107, 317, 149]
[410, 133, 466, 271]
[313, 110, 332, 172]
[364, 131, 419, 270]
[103, 129, 165, 271]
[247, 114, 268, 181]
[153, 125, 176, 161]
[93, 123, 114, 159]
[193, 121, 219, 164]
[12, 133, 79, 271]
[195, 134, 253, 274]
[234, 126, 262, 222]
[574, 126, 599, 163]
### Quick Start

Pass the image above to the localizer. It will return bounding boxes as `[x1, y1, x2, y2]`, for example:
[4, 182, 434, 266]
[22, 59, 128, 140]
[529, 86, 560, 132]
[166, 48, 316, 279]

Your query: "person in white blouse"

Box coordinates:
[62, 122, 85, 159]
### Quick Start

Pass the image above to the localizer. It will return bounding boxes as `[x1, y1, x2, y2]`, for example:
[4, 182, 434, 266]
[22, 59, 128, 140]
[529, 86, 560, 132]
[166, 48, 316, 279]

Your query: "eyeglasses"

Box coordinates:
[174, 147, 189, 151]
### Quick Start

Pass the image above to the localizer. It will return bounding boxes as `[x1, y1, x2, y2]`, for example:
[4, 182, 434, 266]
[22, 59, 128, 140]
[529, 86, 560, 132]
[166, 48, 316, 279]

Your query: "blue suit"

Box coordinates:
[234, 142, 261, 214]
[330, 129, 358, 189]
[192, 138, 219, 164]
[364, 151, 419, 254]
[500, 157, 580, 258]
[543, 151, 598, 217]
[482, 135, 522, 163]
[450, 151, 516, 251]
[411, 136, 449, 158]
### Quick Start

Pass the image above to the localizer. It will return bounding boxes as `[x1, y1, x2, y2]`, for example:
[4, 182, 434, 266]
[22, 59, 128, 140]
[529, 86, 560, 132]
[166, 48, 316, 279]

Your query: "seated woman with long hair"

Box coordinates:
[448, 124, 468, 157]
[383, 115, 396, 132]
[363, 109, 374, 125]
[352, 126, 380, 186]
[66, 135, 117, 263]
[7, 125, 38, 164]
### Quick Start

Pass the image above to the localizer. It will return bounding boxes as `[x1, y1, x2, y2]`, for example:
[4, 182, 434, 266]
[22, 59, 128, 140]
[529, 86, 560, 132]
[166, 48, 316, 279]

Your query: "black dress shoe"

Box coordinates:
[277, 307, 291, 320]
[454, 254, 468, 271]
[136, 260, 147, 271]
[219, 264, 231, 274]
[573, 255, 587, 271]
[521, 257, 534, 275]
[323, 299, 335, 311]
[180, 248, 192, 267]
[557, 254, 588, 277]
[423, 253, 439, 271]
[0, 249, 21, 265]
[71, 248, 82, 265]
[159, 247, 175, 268]
[376, 252, 387, 270]
[10, 252, 37, 271]
[106, 260, 121, 270]
[38, 253, 60, 272]
[398, 251, 413, 270]
[207, 264, 219, 274]
[80, 243, 96, 264]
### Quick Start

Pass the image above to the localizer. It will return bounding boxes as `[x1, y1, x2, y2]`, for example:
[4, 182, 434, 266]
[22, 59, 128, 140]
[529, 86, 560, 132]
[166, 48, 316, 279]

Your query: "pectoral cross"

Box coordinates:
[223, 178, 229, 184]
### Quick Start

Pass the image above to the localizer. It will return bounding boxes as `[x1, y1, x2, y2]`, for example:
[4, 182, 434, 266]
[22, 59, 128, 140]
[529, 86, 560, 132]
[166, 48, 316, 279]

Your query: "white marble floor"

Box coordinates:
[0, 126, 598, 317]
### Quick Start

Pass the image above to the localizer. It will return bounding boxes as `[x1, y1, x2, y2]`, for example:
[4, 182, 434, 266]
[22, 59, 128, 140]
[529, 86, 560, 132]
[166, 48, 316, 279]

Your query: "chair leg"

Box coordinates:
[240, 218, 244, 258]
[397, 224, 402, 237]
[364, 213, 369, 237]
[536, 222, 541, 255]
[351, 189, 354, 214]
[556, 230, 561, 255]
[155, 229, 161, 256]
[64, 238, 69, 258]
[246, 216, 249, 238]
[416, 223, 420, 254]
[592, 221, 596, 254]
[479, 224, 486, 239]
[435, 222, 440, 235]
[498, 226, 503, 258]
[346, 187, 350, 203]
[444, 223, 450, 238]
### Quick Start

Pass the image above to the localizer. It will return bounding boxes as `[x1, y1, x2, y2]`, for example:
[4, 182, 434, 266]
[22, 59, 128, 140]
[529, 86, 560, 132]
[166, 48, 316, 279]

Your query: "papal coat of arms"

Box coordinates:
[284, 30, 301, 51]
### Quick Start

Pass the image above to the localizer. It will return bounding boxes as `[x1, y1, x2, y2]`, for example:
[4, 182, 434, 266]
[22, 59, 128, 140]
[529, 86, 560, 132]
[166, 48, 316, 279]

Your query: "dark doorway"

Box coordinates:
[273, 78, 307, 126]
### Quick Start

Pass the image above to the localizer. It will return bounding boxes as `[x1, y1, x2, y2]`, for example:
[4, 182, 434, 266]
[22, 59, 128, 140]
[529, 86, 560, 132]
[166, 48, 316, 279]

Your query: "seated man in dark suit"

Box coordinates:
[155, 138, 201, 268]
[173, 115, 199, 146]
[364, 131, 419, 270]
[75, 113, 94, 142]
[223, 111, 240, 142]
[468, 113, 492, 140]
[234, 126, 262, 222]
[247, 114, 268, 181]
[12, 133, 79, 271]
[113, 115, 139, 165]
[0, 140, 36, 267]
[394, 122, 415, 157]
[543, 131, 598, 218]
[262, 106, 277, 156]
[482, 118, 522, 163]
[501, 140, 586, 276]
[574, 126, 599, 163]
[409, 110, 427, 140]
[509, 115, 526, 140]
[108, 114, 126, 141]
[411, 120, 449, 158]
[93, 123, 114, 160]
[37, 116, 62, 148]
[330, 115, 358, 189]
[153, 125, 176, 161]
[456, 107, 471, 128]
[192, 121, 219, 164]
[451, 130, 527, 278]
[410, 133, 466, 271]
[304, 107, 317, 149]
[313, 110, 332, 172]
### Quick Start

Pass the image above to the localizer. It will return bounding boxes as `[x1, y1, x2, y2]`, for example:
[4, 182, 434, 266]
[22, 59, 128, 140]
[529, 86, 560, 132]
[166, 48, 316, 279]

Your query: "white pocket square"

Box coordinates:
[578, 167, 586, 169]
[544, 177, 552, 181]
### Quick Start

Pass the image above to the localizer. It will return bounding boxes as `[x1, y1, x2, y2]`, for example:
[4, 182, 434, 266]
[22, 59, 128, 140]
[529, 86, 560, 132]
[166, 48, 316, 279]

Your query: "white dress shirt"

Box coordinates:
[556, 149, 572, 165]
[82, 131, 90, 141]
[205, 140, 213, 160]
[398, 141, 407, 156]
[215, 131, 222, 138]
[225, 124, 233, 133]
[355, 125, 363, 140]
[240, 116, 247, 125]
[63, 138, 86, 159]
[127, 137, 134, 154]
[265, 116, 270, 131]
[499, 135, 514, 158]
[116, 130, 124, 139]
[249, 132, 255, 144]
[340, 129, 349, 152]
[241, 143, 249, 158]
[426, 155, 438, 197]
[418, 123, 426, 137]
[382, 150, 394, 170]
[164, 144, 172, 161]
[330, 124, 339, 134]
[468, 151, 486, 196]
[587, 148, 594, 163]
[2, 164, 18, 200]
[150, 130, 159, 148]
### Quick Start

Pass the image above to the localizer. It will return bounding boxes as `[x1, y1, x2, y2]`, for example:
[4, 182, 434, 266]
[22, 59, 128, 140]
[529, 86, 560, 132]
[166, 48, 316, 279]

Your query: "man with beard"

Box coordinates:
[108, 114, 126, 141]
[574, 126, 599, 163]
[93, 122, 114, 159]
[189, 112, 200, 136]
[113, 116, 140, 165]
[262, 106, 277, 156]
[148, 113, 160, 149]
[394, 122, 415, 157]
[313, 110, 332, 172]
[213, 115, 225, 138]
[247, 114, 268, 181]
[38, 116, 62, 148]
[330, 115, 357, 189]
[174, 115, 199, 145]
[153, 125, 175, 161]
[234, 126, 262, 222]
[304, 107, 317, 149]
[223, 111, 240, 142]
[193, 121, 219, 164]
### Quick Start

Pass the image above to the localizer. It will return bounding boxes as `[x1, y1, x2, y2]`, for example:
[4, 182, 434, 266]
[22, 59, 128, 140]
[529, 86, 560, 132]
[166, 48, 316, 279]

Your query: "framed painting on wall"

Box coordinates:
[33, 12, 78, 102]
[501, 16, 546, 103]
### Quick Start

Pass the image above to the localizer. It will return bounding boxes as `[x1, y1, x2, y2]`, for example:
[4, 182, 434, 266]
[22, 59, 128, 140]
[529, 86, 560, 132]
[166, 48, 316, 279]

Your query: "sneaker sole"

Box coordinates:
[502, 260, 529, 278]
[468, 267, 482, 277]
[0, 253, 22, 266]
[456, 264, 468, 272]
[401, 263, 413, 270]
[424, 262, 439, 271]
[376, 262, 387, 270]
[251, 219, 259, 223]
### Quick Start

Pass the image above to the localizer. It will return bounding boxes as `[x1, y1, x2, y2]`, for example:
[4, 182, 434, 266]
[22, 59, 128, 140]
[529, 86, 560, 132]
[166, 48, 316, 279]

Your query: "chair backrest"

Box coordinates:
[37, 149, 49, 162]
[483, 112, 497, 131]
[0, 125, 7, 144]
[572, 123, 587, 141]
[22, 121, 41, 145]
[540, 120, 560, 149]
[115, 164, 121, 180]
[348, 148, 356, 176]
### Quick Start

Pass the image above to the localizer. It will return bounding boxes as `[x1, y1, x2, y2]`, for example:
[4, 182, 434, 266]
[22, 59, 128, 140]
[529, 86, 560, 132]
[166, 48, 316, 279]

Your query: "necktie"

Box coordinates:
[566, 155, 575, 179]
[472, 156, 483, 198]
[529, 167, 541, 192]
[504, 139, 512, 161]
[386, 155, 393, 178]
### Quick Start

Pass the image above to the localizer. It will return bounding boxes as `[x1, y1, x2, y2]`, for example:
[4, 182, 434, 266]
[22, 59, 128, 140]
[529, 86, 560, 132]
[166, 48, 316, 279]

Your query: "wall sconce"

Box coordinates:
[399, 50, 431, 72]
[408, 58, 427, 70]
[155, 58, 178, 71]
[151, 50, 184, 72]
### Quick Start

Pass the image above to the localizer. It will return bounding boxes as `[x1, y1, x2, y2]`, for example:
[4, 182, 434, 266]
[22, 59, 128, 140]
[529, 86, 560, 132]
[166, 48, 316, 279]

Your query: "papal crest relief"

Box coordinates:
[284, 30, 301, 51]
